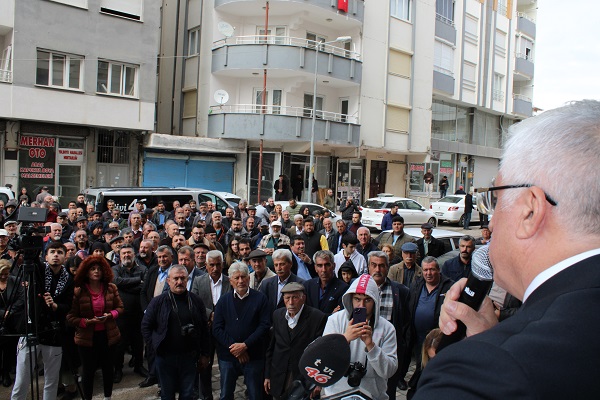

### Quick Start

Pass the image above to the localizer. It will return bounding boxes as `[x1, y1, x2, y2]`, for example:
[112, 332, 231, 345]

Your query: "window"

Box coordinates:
[304, 94, 324, 118]
[306, 32, 327, 50]
[254, 89, 282, 114]
[97, 60, 138, 97]
[257, 26, 286, 44]
[462, 62, 476, 91]
[389, 50, 411, 78]
[464, 15, 478, 43]
[436, 0, 454, 24]
[391, 0, 411, 21]
[497, 0, 508, 16]
[100, 0, 142, 20]
[97, 130, 130, 164]
[1, 45, 12, 83]
[183, 91, 197, 118]
[386, 106, 409, 133]
[36, 50, 83, 90]
[49, 0, 88, 9]
[434, 40, 454, 75]
[188, 29, 200, 56]
[493, 74, 504, 102]
[495, 30, 506, 57]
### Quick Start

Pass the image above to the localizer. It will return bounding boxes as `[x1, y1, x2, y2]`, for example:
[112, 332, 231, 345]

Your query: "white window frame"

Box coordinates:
[493, 73, 505, 101]
[36, 49, 83, 91]
[100, 0, 142, 21]
[306, 32, 327, 50]
[96, 60, 139, 98]
[391, 0, 411, 22]
[434, 40, 454, 76]
[257, 26, 287, 44]
[188, 28, 200, 56]
[253, 88, 283, 114]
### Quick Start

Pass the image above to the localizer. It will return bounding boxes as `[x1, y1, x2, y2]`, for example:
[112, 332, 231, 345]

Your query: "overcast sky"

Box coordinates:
[533, 0, 600, 111]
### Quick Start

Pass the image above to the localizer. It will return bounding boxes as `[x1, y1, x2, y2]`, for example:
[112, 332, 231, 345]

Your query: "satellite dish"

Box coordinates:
[218, 22, 235, 38]
[214, 90, 230, 105]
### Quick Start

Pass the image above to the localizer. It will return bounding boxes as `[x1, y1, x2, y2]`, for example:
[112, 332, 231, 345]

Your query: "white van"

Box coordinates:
[83, 187, 231, 215]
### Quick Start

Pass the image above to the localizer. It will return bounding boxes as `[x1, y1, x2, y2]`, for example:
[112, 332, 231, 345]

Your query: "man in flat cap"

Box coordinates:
[264, 282, 327, 400]
[388, 242, 422, 290]
[415, 223, 445, 264]
[247, 249, 275, 291]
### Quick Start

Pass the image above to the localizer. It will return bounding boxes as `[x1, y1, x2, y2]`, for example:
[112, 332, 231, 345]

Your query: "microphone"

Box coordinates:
[298, 334, 350, 388]
[436, 245, 494, 352]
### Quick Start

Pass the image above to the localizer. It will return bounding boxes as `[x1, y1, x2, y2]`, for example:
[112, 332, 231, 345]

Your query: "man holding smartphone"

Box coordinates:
[322, 274, 398, 399]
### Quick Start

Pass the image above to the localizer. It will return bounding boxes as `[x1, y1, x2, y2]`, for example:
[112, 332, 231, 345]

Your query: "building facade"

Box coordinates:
[153, 0, 536, 206]
[0, 0, 160, 204]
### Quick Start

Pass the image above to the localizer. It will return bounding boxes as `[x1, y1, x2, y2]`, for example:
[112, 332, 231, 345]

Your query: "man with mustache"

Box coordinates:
[440, 235, 476, 282]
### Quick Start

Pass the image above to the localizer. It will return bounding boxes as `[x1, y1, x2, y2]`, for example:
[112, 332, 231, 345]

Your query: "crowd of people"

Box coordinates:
[0, 185, 502, 400]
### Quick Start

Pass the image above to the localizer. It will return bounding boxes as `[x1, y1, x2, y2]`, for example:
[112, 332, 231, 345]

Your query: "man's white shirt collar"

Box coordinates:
[285, 304, 305, 329]
[523, 248, 600, 302]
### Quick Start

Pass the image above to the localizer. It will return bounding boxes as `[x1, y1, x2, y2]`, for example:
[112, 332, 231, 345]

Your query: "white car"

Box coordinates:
[429, 195, 480, 226]
[359, 196, 437, 230]
[215, 191, 241, 207]
[256, 201, 342, 225]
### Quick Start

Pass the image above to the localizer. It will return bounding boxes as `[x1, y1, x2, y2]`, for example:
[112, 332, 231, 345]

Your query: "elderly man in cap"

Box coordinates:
[251, 220, 270, 250]
[56, 211, 73, 241]
[3, 219, 19, 240]
[248, 249, 276, 291]
[415, 223, 445, 264]
[388, 242, 422, 290]
[258, 220, 290, 270]
[106, 235, 124, 266]
[0, 229, 10, 260]
[378, 215, 415, 256]
[476, 224, 492, 245]
[264, 282, 327, 399]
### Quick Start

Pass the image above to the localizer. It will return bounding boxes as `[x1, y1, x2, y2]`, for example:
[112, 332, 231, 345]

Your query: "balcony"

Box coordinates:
[214, 0, 364, 25]
[435, 14, 456, 45]
[516, 12, 536, 39]
[212, 36, 362, 86]
[433, 67, 455, 96]
[513, 94, 532, 117]
[207, 104, 360, 146]
[514, 53, 534, 80]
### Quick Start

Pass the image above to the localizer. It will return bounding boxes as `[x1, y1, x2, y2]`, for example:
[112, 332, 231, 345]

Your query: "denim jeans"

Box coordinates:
[156, 352, 198, 400]
[218, 358, 264, 400]
[463, 211, 472, 229]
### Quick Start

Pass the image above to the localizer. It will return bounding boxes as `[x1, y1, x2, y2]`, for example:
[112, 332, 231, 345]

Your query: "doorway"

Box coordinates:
[369, 160, 387, 198]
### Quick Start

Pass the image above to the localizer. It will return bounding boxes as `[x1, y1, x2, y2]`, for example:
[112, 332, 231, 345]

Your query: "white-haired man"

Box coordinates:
[416, 101, 600, 398]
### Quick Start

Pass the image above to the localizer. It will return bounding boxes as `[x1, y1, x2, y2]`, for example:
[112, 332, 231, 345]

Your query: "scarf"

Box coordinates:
[45, 265, 70, 297]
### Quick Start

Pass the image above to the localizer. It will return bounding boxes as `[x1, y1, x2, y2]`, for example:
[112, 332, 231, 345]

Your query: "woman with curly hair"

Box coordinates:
[67, 256, 123, 400]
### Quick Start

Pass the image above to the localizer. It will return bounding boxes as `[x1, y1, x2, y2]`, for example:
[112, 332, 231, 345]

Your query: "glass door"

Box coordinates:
[58, 165, 82, 205]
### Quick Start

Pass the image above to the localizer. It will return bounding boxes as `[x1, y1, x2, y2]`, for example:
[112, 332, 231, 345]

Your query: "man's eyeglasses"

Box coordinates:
[475, 184, 558, 215]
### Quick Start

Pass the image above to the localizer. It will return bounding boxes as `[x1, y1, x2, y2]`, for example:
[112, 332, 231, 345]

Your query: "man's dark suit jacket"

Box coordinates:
[416, 236, 446, 263]
[140, 265, 170, 311]
[327, 229, 356, 254]
[191, 273, 232, 319]
[303, 277, 348, 315]
[265, 305, 328, 398]
[259, 273, 304, 313]
[415, 254, 600, 399]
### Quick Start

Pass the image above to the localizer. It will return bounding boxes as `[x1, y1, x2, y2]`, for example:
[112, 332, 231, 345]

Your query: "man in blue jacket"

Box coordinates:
[213, 261, 271, 400]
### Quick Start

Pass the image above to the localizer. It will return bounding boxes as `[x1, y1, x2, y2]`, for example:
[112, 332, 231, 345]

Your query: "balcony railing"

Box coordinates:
[0, 68, 11, 83]
[513, 93, 531, 102]
[515, 52, 533, 62]
[493, 90, 505, 102]
[433, 65, 454, 77]
[209, 104, 359, 124]
[516, 12, 535, 22]
[213, 35, 361, 61]
[435, 13, 454, 26]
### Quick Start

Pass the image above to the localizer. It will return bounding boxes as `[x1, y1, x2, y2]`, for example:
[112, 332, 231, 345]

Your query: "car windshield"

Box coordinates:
[363, 200, 388, 208]
[438, 196, 462, 204]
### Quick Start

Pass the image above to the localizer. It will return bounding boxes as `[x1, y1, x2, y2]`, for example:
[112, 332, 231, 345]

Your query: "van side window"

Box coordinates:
[154, 195, 194, 211]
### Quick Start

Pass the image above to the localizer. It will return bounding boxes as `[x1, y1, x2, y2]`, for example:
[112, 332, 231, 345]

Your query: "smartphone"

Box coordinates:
[352, 307, 367, 325]
[96, 315, 107, 321]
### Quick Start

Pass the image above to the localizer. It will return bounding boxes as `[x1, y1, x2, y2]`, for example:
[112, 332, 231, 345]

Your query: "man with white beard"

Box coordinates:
[258, 221, 291, 270]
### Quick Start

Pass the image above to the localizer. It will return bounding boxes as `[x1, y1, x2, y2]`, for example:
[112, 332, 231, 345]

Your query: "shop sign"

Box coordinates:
[19, 135, 56, 192]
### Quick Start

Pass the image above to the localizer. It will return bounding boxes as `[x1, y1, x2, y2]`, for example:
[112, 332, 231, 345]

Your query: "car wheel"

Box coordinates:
[458, 214, 465, 227]
[427, 217, 437, 227]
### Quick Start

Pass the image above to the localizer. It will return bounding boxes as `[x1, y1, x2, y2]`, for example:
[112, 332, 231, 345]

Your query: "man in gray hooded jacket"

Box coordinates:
[322, 274, 398, 399]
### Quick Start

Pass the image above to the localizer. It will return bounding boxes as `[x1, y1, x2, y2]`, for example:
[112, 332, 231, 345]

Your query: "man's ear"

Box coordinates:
[515, 186, 549, 239]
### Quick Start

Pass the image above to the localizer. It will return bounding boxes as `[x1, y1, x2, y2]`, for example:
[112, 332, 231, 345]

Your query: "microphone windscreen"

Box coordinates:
[471, 245, 493, 280]
[298, 334, 350, 387]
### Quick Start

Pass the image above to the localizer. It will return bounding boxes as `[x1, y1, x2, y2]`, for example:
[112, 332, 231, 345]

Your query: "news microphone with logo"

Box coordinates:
[436, 245, 494, 352]
[284, 334, 351, 399]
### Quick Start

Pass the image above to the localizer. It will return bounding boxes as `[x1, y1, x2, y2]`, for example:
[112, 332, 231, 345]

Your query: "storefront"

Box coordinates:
[337, 159, 364, 205]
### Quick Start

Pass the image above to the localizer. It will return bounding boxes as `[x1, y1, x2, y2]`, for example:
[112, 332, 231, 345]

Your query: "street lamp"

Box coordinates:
[307, 35, 352, 203]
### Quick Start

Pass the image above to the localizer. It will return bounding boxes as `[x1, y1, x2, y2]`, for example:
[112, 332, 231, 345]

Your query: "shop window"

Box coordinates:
[97, 130, 130, 164]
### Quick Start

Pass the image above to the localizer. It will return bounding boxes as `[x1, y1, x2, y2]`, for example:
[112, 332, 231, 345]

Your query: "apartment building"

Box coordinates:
[153, 0, 536, 204]
[153, 0, 364, 203]
[360, 0, 536, 200]
[0, 0, 160, 203]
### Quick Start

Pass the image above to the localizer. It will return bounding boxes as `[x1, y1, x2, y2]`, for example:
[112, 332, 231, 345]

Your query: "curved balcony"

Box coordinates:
[212, 36, 361, 86]
[207, 104, 360, 146]
[215, 0, 364, 25]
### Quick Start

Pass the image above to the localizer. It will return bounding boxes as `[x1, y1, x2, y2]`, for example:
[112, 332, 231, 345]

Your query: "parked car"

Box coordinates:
[359, 196, 437, 230]
[398, 227, 465, 254]
[215, 192, 241, 207]
[429, 195, 480, 226]
[258, 201, 341, 225]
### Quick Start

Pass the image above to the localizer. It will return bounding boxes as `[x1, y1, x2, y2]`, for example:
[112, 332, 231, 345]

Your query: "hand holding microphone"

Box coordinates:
[437, 246, 498, 352]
